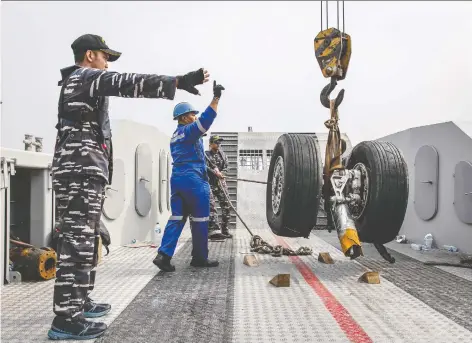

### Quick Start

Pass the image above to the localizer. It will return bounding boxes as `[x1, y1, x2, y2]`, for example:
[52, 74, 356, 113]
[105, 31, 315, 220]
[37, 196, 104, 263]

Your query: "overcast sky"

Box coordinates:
[1, 1, 471, 153]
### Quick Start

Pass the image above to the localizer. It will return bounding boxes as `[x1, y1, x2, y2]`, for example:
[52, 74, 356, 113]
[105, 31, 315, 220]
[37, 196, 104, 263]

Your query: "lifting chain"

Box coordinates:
[218, 179, 313, 257]
[250, 235, 313, 257]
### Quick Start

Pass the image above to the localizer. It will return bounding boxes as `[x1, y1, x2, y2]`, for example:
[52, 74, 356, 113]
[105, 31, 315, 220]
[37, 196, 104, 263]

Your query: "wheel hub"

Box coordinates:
[348, 162, 369, 220]
[271, 156, 285, 214]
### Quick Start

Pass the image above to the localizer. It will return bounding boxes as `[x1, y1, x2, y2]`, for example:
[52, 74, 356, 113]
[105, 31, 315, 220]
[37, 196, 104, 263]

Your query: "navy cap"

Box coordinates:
[71, 34, 121, 62]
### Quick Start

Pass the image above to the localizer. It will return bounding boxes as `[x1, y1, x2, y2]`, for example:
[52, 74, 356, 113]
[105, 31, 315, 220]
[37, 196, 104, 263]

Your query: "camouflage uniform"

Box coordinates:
[208, 190, 221, 234]
[205, 148, 231, 234]
[52, 176, 104, 317]
[53, 64, 177, 319]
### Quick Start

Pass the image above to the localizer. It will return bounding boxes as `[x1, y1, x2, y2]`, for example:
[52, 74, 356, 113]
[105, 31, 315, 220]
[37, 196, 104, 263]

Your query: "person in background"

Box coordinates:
[205, 136, 233, 239]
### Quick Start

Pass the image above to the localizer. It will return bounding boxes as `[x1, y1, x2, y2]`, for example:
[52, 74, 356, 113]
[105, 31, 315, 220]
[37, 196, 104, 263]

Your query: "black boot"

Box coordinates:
[190, 257, 219, 267]
[153, 252, 176, 272]
[83, 297, 111, 318]
[47, 315, 107, 340]
[209, 232, 227, 240]
[221, 228, 233, 239]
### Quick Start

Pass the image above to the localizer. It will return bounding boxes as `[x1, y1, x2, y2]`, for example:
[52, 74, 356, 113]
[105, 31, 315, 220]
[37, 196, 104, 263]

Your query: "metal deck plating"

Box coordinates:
[1, 227, 472, 343]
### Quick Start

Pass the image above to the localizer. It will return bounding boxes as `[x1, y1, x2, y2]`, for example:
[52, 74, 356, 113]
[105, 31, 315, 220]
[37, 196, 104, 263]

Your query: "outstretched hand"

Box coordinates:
[213, 80, 225, 99]
[176, 68, 210, 95]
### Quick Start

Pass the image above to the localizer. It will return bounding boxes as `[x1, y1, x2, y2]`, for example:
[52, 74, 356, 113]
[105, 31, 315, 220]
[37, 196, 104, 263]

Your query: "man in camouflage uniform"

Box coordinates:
[48, 33, 209, 340]
[205, 135, 233, 238]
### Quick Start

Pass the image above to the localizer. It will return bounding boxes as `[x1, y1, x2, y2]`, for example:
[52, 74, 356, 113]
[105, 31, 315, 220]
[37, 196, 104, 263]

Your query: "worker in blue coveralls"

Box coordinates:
[153, 80, 225, 272]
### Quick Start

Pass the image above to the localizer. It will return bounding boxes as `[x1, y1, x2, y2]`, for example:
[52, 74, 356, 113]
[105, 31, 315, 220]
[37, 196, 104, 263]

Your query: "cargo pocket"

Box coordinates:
[52, 179, 72, 259]
[85, 179, 105, 267]
[57, 232, 96, 265]
[55, 179, 98, 265]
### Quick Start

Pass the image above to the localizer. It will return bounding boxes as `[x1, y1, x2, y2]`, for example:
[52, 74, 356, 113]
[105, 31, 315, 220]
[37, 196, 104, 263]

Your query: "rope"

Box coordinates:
[225, 176, 268, 185]
[320, 1, 345, 32]
[320, 1, 323, 31]
[337, 1, 339, 30]
[217, 179, 255, 237]
[326, 0, 329, 29]
[324, 101, 344, 174]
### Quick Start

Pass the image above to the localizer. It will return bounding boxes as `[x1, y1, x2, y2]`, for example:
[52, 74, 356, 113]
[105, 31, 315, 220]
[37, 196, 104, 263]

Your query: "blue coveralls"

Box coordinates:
[158, 106, 217, 260]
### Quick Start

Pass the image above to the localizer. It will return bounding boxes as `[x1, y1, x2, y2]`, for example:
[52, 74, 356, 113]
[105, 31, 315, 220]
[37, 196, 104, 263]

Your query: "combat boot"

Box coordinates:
[153, 252, 176, 272]
[209, 232, 227, 240]
[190, 257, 219, 268]
[47, 315, 107, 340]
[221, 228, 233, 239]
[83, 297, 111, 318]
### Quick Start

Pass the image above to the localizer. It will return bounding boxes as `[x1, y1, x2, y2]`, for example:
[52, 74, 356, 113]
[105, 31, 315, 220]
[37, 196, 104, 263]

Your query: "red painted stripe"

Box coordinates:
[276, 237, 373, 343]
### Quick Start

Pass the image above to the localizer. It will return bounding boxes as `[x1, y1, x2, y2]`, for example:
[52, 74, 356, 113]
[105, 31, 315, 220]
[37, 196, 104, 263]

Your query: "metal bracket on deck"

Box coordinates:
[9, 271, 22, 283]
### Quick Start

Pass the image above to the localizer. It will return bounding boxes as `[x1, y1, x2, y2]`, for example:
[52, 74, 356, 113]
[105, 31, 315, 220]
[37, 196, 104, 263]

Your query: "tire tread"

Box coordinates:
[266, 133, 323, 237]
[348, 140, 409, 243]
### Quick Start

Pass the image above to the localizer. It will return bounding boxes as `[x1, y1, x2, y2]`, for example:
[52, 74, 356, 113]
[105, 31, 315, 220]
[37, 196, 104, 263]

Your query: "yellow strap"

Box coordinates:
[339, 228, 362, 256]
[323, 101, 344, 180]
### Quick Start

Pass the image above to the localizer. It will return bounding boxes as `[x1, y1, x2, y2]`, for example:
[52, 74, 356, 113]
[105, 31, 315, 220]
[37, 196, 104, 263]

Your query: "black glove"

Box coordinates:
[176, 68, 206, 95]
[213, 80, 225, 98]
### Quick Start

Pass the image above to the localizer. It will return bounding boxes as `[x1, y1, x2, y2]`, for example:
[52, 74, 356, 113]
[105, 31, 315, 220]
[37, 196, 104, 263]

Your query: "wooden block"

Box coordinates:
[358, 271, 380, 284]
[269, 274, 290, 287]
[243, 254, 259, 267]
[318, 252, 334, 264]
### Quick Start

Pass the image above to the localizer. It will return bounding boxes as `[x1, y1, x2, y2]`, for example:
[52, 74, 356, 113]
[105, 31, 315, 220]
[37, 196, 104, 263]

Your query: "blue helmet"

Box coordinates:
[173, 102, 199, 120]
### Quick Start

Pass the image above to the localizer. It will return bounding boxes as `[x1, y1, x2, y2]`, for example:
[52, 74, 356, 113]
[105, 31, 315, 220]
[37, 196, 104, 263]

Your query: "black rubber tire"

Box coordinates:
[346, 141, 409, 244]
[266, 134, 323, 238]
